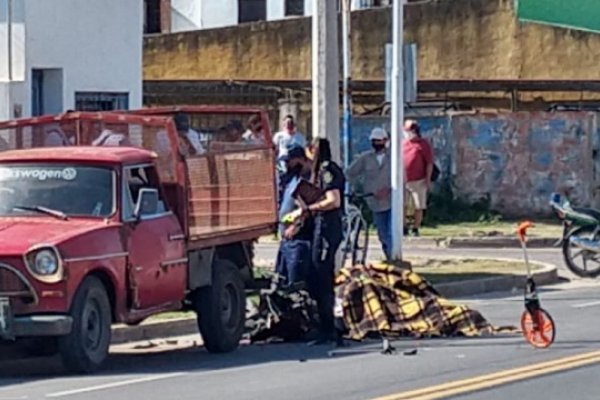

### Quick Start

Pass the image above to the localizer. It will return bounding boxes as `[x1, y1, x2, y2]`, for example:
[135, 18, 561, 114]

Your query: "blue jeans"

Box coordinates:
[275, 239, 312, 284]
[372, 209, 392, 260]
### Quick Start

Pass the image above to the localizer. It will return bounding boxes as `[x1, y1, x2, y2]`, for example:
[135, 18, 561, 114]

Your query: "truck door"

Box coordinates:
[122, 165, 187, 310]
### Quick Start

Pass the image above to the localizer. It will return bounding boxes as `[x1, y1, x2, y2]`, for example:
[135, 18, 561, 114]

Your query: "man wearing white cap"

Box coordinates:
[346, 127, 392, 260]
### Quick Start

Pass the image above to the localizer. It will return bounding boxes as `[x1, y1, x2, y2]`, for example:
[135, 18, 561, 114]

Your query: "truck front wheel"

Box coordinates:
[58, 276, 112, 373]
[194, 259, 245, 353]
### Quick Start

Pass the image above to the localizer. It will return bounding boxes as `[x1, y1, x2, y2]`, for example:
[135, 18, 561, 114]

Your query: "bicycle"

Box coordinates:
[340, 193, 372, 267]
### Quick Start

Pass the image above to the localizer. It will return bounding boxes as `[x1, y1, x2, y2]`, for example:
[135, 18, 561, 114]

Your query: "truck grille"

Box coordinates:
[0, 263, 36, 302]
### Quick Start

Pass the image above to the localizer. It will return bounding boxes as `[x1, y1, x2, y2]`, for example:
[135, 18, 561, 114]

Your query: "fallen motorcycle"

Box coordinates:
[550, 193, 600, 278]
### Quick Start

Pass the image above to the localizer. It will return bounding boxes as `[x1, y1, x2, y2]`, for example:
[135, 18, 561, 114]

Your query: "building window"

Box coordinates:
[75, 92, 129, 112]
[238, 0, 266, 23]
[144, 0, 162, 34]
[32, 69, 64, 117]
[285, 0, 304, 16]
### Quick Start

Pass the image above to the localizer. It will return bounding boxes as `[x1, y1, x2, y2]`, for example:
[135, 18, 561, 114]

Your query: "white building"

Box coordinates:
[164, 0, 389, 33]
[0, 0, 143, 121]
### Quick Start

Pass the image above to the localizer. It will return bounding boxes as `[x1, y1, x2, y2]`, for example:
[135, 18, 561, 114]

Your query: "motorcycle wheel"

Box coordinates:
[562, 225, 600, 278]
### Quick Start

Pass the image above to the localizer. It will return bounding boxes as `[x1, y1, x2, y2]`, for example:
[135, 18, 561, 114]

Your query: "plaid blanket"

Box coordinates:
[335, 262, 501, 341]
[245, 263, 509, 343]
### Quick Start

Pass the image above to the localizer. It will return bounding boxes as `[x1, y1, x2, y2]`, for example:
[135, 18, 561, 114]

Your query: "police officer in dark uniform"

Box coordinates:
[289, 138, 345, 344]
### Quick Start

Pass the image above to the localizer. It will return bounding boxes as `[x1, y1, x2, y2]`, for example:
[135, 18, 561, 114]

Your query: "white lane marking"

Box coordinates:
[572, 300, 600, 309]
[45, 373, 187, 398]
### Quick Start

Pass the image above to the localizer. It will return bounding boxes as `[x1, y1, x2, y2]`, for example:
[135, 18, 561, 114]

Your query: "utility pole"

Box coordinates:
[7, 0, 13, 81]
[312, 0, 340, 163]
[390, 0, 404, 261]
[341, 0, 352, 171]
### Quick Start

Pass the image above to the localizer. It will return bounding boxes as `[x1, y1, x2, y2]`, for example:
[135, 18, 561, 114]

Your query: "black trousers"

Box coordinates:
[310, 220, 342, 336]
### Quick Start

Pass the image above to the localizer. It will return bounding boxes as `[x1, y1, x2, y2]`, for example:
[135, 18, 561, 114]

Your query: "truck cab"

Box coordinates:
[0, 110, 277, 373]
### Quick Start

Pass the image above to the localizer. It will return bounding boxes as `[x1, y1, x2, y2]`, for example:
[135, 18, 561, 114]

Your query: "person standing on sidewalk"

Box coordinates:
[403, 119, 434, 237]
[273, 115, 306, 210]
[346, 127, 392, 260]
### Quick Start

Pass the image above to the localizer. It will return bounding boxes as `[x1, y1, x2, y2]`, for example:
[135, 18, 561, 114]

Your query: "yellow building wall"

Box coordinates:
[144, 0, 600, 82]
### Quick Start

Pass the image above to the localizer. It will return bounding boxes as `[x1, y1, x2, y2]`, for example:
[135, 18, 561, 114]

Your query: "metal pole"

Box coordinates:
[342, 0, 352, 171]
[390, 0, 404, 261]
[311, 0, 340, 162]
[7, 0, 13, 81]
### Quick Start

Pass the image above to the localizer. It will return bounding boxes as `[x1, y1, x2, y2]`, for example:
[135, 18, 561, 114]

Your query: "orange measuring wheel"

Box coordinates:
[521, 308, 556, 348]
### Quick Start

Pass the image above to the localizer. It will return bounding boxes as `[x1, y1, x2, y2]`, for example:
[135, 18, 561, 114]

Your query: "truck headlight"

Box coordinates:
[25, 247, 63, 282]
[34, 250, 58, 275]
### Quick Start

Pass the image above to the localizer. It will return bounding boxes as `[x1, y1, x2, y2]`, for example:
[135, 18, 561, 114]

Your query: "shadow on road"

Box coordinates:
[0, 340, 359, 382]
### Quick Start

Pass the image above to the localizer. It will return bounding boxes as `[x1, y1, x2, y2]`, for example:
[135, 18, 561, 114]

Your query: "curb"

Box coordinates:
[109, 259, 559, 345]
[111, 317, 198, 345]
[433, 258, 559, 298]
[259, 237, 560, 249]
[439, 237, 559, 249]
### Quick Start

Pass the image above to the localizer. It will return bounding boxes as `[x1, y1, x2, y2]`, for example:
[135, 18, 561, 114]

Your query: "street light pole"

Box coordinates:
[390, 0, 404, 261]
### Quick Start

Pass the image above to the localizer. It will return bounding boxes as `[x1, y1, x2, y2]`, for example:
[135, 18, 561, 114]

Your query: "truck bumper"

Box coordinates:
[13, 316, 73, 338]
[0, 299, 72, 339]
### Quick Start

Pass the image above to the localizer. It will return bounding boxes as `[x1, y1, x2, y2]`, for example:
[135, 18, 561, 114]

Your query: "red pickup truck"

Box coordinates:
[0, 108, 277, 373]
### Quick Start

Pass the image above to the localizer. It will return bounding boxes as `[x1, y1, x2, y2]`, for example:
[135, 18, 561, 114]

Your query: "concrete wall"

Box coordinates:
[452, 112, 594, 216]
[144, 0, 600, 82]
[0, 0, 26, 82]
[0, 0, 143, 120]
[24, 0, 143, 115]
[349, 112, 596, 217]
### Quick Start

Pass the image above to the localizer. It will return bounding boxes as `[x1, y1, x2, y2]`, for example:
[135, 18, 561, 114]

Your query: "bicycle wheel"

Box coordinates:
[521, 308, 555, 349]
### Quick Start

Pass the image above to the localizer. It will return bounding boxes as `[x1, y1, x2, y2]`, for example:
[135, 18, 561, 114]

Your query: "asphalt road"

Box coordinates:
[1, 246, 600, 400]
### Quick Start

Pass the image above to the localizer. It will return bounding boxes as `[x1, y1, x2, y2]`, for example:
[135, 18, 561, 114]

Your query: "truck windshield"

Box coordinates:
[0, 164, 115, 218]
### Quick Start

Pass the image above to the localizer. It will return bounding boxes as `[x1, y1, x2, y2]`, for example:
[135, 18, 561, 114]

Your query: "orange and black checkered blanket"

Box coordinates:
[335, 262, 502, 341]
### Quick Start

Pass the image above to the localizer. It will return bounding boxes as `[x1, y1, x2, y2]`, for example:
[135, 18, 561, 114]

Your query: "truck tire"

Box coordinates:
[194, 259, 245, 353]
[58, 276, 111, 374]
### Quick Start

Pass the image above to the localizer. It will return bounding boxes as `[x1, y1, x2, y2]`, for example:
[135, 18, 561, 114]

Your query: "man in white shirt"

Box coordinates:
[272, 115, 306, 159]
[272, 115, 306, 210]
[174, 113, 206, 156]
[92, 129, 130, 146]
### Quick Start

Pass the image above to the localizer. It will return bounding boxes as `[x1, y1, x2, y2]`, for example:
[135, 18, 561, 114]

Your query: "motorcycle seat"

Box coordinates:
[572, 207, 600, 222]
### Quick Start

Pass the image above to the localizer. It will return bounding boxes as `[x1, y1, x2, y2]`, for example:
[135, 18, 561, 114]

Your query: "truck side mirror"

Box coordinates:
[133, 188, 159, 220]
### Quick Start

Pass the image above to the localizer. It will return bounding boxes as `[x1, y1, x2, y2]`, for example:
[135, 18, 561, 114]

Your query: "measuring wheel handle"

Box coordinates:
[521, 308, 556, 349]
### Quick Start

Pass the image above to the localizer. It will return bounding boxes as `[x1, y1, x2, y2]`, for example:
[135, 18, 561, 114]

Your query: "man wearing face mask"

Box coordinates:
[346, 127, 392, 260]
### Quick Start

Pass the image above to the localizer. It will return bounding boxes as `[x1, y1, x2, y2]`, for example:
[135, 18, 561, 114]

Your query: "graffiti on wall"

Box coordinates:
[344, 112, 595, 216]
[452, 112, 594, 216]
[346, 116, 452, 183]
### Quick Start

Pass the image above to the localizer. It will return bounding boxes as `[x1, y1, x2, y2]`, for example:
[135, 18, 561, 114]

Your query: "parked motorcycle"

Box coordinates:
[550, 193, 600, 278]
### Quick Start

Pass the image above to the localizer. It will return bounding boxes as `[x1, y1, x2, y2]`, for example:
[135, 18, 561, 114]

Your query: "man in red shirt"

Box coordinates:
[403, 120, 434, 237]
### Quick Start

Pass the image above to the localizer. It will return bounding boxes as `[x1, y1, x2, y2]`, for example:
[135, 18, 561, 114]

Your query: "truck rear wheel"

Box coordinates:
[194, 259, 245, 353]
[58, 276, 111, 373]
